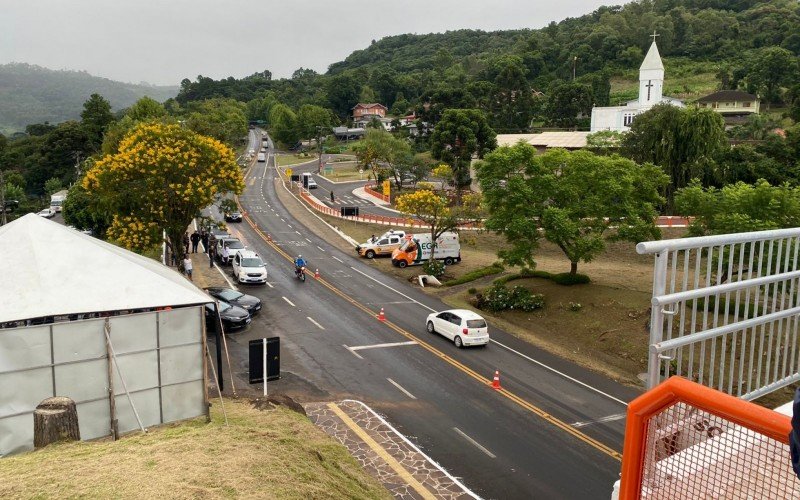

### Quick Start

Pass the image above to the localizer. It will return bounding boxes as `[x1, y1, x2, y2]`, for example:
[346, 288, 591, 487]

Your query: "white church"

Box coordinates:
[590, 35, 684, 132]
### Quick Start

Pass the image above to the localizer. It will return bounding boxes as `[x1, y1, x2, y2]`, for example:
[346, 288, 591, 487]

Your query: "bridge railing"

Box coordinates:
[618, 376, 798, 499]
[638, 228, 800, 400]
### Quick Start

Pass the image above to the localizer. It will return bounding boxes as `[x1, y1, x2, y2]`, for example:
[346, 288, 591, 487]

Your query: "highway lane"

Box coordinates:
[213, 130, 636, 497]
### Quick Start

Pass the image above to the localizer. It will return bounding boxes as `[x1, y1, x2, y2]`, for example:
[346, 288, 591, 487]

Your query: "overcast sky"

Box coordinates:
[0, 0, 618, 86]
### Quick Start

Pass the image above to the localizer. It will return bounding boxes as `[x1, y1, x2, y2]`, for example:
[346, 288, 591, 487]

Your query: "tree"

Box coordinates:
[26, 121, 91, 193]
[352, 128, 410, 184]
[269, 104, 299, 146]
[80, 93, 114, 151]
[741, 47, 798, 105]
[544, 82, 594, 127]
[622, 104, 726, 208]
[44, 177, 62, 195]
[125, 96, 167, 121]
[326, 73, 361, 118]
[477, 144, 668, 275]
[487, 55, 534, 132]
[62, 179, 111, 237]
[675, 179, 800, 236]
[82, 123, 244, 263]
[295, 104, 334, 141]
[429, 109, 497, 194]
[184, 98, 248, 145]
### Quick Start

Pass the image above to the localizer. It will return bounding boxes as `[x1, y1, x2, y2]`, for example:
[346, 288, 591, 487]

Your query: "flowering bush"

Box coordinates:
[423, 259, 446, 277]
[476, 284, 544, 312]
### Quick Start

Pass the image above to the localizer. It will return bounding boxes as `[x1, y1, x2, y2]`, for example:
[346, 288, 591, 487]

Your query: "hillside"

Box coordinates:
[0, 63, 178, 134]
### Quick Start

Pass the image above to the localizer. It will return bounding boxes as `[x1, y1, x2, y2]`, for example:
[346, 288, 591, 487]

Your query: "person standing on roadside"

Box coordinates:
[330, 191, 335, 203]
[183, 255, 193, 281]
[183, 233, 190, 254]
[209, 244, 215, 269]
[200, 231, 209, 252]
[190, 231, 200, 253]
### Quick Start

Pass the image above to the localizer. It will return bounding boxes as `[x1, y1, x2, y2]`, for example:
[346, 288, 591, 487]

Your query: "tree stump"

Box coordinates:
[33, 397, 80, 448]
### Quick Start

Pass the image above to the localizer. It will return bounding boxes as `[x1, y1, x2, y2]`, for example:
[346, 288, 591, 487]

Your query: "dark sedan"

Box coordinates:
[204, 301, 251, 332]
[225, 211, 243, 222]
[205, 287, 262, 315]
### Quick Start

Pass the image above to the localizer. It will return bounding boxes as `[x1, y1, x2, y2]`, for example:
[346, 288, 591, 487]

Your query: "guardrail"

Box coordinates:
[363, 183, 391, 203]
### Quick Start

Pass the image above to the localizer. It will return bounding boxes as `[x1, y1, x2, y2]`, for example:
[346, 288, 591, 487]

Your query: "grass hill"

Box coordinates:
[0, 63, 178, 135]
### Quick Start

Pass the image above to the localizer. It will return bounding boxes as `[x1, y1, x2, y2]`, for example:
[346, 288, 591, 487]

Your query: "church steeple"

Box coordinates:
[639, 32, 664, 106]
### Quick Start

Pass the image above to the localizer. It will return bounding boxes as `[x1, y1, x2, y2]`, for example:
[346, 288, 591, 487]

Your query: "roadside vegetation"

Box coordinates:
[0, 399, 389, 499]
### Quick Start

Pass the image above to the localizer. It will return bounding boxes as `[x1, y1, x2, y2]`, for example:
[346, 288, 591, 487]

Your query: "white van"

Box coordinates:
[257, 152, 266, 162]
[302, 172, 318, 189]
[232, 250, 268, 284]
[391, 232, 461, 268]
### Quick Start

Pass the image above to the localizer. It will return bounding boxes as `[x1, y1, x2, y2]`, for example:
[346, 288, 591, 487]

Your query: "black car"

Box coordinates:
[225, 211, 242, 223]
[205, 287, 262, 315]
[204, 301, 251, 331]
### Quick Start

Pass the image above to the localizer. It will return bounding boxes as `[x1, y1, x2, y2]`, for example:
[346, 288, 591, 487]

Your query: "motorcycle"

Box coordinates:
[295, 265, 306, 282]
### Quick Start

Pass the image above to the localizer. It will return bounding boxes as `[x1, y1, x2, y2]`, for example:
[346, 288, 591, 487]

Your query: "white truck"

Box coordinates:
[391, 232, 461, 268]
[257, 152, 266, 162]
[50, 190, 68, 213]
[355, 229, 406, 259]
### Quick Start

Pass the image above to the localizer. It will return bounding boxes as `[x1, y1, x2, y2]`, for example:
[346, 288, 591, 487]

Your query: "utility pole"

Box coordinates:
[572, 56, 578, 81]
[316, 126, 323, 174]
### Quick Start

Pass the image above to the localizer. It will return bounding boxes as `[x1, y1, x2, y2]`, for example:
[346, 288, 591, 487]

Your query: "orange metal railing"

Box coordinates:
[619, 377, 798, 499]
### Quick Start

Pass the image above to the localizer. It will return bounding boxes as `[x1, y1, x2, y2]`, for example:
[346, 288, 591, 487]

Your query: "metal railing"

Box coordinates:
[638, 228, 800, 400]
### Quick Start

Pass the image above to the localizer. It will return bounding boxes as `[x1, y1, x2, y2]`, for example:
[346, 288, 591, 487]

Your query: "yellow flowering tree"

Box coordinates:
[396, 190, 458, 262]
[83, 122, 244, 262]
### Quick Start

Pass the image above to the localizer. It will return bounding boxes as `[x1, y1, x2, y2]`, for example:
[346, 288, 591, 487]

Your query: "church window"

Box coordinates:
[623, 114, 635, 127]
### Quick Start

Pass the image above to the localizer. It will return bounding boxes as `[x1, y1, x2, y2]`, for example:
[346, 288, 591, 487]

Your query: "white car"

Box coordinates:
[231, 250, 268, 285]
[37, 208, 55, 218]
[426, 309, 489, 348]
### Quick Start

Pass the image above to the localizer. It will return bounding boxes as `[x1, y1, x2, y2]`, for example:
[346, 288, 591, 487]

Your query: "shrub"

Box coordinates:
[551, 273, 591, 286]
[568, 302, 582, 312]
[467, 287, 477, 295]
[476, 283, 545, 312]
[423, 259, 446, 277]
[493, 268, 545, 286]
[443, 262, 504, 286]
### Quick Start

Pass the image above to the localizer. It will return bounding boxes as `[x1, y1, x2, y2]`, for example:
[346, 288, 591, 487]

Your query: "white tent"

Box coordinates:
[0, 214, 211, 323]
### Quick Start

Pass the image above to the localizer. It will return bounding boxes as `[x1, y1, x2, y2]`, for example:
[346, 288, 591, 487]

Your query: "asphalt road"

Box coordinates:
[210, 129, 641, 499]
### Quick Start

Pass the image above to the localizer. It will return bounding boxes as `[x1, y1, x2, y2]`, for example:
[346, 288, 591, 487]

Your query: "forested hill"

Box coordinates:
[0, 63, 178, 134]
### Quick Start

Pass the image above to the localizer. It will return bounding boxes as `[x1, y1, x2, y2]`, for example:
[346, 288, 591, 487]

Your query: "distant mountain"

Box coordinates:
[0, 63, 178, 134]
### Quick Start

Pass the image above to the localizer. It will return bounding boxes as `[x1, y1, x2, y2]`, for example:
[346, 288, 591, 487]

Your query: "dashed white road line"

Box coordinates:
[265, 282, 274, 288]
[332, 256, 343, 263]
[453, 427, 496, 459]
[307, 316, 325, 330]
[571, 413, 627, 428]
[306, 238, 312, 243]
[295, 230, 301, 235]
[316, 245, 326, 252]
[387, 378, 417, 399]
[343, 344, 363, 359]
[349, 340, 418, 351]
[287, 224, 292, 228]
[282, 296, 296, 307]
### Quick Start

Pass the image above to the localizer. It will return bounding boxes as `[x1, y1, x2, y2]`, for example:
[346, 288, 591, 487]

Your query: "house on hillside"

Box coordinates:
[590, 35, 685, 132]
[696, 90, 760, 126]
[496, 131, 591, 153]
[352, 103, 388, 128]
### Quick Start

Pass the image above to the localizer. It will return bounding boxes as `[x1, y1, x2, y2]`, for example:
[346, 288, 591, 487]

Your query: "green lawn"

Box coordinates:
[276, 154, 318, 167]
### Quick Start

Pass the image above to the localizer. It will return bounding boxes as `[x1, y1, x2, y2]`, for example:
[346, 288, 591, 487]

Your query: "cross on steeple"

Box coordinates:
[645, 80, 654, 100]
[650, 30, 660, 43]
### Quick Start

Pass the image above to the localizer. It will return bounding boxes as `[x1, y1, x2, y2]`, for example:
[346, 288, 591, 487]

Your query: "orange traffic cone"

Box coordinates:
[377, 307, 386, 322]
[491, 370, 501, 390]
[314, 268, 320, 279]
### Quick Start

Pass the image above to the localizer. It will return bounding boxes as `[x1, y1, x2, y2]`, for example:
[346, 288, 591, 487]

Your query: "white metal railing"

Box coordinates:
[638, 228, 800, 400]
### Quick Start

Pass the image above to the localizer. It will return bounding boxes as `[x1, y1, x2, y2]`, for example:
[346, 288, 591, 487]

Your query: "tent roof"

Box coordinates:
[640, 41, 664, 72]
[0, 214, 211, 323]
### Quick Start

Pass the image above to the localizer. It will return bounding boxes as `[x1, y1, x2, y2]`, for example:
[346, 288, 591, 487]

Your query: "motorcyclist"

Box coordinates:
[294, 254, 307, 277]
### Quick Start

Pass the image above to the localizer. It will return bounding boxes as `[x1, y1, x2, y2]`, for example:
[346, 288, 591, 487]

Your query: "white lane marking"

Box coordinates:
[282, 296, 296, 307]
[571, 413, 627, 428]
[265, 282, 274, 288]
[316, 246, 326, 252]
[350, 265, 628, 407]
[490, 340, 628, 406]
[307, 316, 325, 330]
[349, 267, 437, 313]
[332, 256, 343, 263]
[306, 238, 312, 243]
[287, 224, 292, 228]
[349, 341, 418, 351]
[387, 378, 417, 399]
[453, 427, 496, 459]
[343, 344, 363, 359]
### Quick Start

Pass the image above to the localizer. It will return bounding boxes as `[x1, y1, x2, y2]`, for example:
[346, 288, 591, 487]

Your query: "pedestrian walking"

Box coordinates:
[183, 233, 190, 254]
[201, 231, 209, 252]
[330, 191, 335, 203]
[190, 231, 200, 253]
[209, 245, 215, 269]
[183, 256, 193, 281]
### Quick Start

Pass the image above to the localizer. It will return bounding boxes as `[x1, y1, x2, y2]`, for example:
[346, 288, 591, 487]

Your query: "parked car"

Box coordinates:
[356, 230, 406, 259]
[204, 301, 251, 331]
[425, 309, 489, 348]
[36, 208, 55, 218]
[225, 211, 243, 222]
[217, 237, 245, 264]
[231, 250, 268, 285]
[204, 287, 262, 315]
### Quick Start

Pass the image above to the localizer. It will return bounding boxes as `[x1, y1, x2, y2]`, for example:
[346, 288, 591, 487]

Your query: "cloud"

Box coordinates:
[0, 0, 615, 85]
